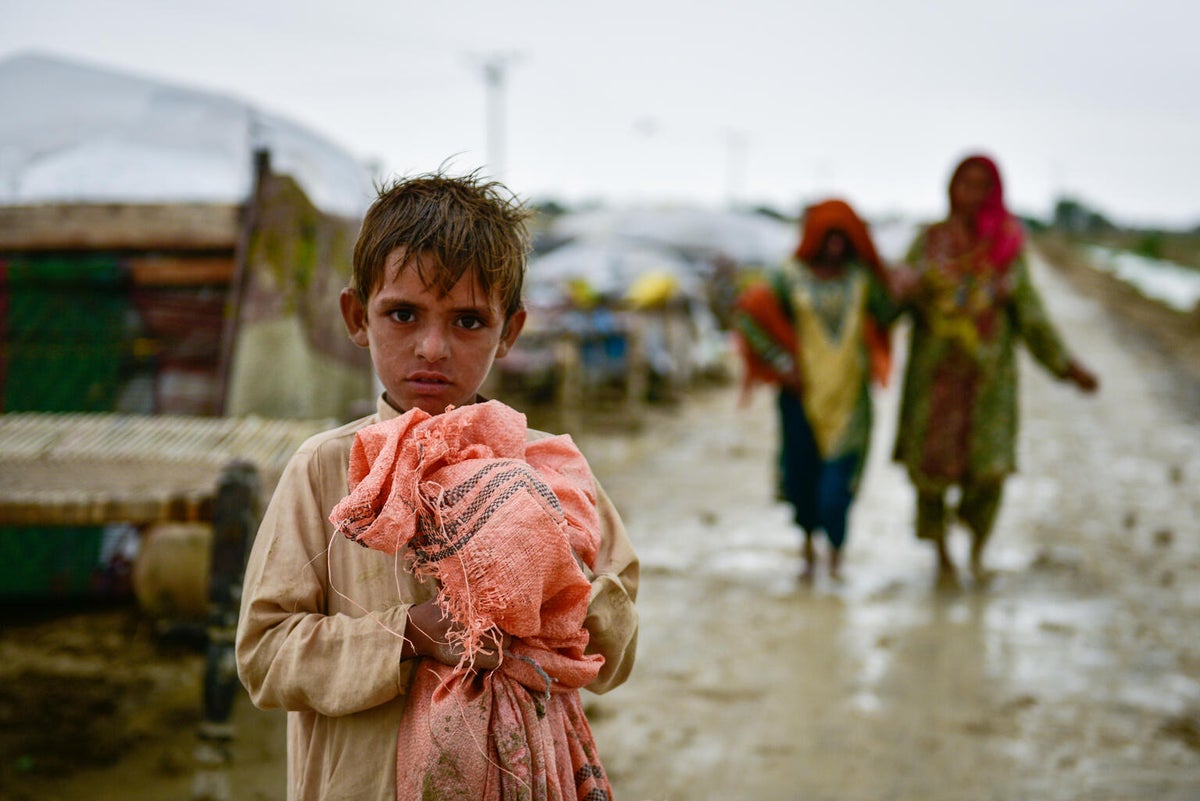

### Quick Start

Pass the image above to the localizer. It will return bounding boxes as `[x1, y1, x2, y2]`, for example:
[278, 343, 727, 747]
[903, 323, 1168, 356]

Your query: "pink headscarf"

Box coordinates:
[949, 154, 1025, 269]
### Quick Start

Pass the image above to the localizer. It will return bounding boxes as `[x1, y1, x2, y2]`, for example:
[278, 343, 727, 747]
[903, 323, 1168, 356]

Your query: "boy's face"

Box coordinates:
[340, 248, 525, 416]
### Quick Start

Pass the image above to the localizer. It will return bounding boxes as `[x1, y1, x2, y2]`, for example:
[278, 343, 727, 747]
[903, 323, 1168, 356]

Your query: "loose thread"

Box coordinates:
[320, 528, 408, 642]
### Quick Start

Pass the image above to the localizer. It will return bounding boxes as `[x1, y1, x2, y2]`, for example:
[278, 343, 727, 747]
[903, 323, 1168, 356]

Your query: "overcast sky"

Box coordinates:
[3, 0, 1197, 227]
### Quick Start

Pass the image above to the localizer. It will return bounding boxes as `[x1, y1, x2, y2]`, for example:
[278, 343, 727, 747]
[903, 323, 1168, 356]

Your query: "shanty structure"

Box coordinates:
[496, 206, 793, 427]
[0, 53, 375, 420]
[0, 53, 377, 598]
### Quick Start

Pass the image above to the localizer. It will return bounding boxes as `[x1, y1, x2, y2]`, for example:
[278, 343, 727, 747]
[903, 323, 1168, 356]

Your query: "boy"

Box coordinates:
[235, 172, 639, 800]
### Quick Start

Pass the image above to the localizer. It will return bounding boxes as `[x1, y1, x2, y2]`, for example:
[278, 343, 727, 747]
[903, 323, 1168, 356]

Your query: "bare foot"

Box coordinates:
[935, 563, 961, 591]
[970, 539, 994, 586]
[800, 535, 816, 581]
[935, 542, 959, 590]
[829, 548, 843, 581]
[969, 554, 995, 587]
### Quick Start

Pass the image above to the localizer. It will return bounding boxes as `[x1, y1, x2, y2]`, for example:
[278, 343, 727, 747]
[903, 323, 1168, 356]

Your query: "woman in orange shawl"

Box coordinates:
[732, 199, 895, 579]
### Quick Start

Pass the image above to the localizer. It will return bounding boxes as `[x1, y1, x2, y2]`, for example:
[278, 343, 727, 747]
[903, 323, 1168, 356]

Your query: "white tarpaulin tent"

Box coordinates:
[0, 52, 374, 218]
[549, 206, 796, 266]
[528, 239, 702, 302]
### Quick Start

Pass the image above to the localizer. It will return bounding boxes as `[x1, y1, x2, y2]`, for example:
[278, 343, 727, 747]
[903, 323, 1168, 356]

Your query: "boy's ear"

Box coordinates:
[495, 308, 526, 359]
[340, 287, 370, 348]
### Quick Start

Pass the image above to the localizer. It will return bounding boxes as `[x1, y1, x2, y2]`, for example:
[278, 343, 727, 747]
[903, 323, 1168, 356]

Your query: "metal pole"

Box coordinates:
[484, 59, 506, 181]
[471, 52, 521, 182]
[725, 130, 747, 210]
[192, 460, 260, 801]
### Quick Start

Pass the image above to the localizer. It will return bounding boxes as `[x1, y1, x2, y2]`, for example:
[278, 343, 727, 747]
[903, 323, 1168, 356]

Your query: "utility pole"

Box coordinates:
[470, 52, 522, 182]
[725, 129, 747, 209]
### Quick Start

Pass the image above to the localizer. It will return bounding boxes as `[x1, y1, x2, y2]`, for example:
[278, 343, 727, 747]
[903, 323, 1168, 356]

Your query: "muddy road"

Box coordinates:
[582, 252, 1200, 800]
[4, 253, 1199, 800]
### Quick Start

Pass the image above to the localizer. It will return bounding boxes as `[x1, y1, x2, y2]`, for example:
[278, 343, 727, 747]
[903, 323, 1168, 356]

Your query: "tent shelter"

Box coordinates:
[0, 52, 376, 419]
[0, 53, 378, 601]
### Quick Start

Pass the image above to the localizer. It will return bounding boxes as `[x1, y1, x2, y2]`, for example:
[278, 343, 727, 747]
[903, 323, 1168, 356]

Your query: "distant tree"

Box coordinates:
[1133, 230, 1166, 260]
[1019, 214, 1048, 232]
[530, 198, 569, 218]
[750, 205, 794, 224]
[1052, 197, 1115, 234]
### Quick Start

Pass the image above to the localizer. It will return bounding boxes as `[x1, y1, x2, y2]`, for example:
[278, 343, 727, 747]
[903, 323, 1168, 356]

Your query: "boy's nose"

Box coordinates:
[414, 325, 450, 362]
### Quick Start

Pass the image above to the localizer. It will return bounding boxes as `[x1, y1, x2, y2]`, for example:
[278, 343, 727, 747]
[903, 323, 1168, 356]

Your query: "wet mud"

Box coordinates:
[581, 252, 1200, 800]
[2, 251, 1198, 800]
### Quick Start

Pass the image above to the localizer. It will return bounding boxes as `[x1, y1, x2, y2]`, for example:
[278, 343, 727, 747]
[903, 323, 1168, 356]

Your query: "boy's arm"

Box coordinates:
[581, 480, 640, 694]
[235, 444, 413, 717]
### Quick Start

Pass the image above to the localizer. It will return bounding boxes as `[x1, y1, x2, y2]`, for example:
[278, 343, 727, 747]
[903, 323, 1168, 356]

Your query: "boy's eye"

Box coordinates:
[388, 308, 416, 323]
[456, 315, 487, 331]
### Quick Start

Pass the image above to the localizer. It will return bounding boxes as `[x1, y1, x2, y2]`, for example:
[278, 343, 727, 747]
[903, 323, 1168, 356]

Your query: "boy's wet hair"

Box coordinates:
[351, 170, 532, 318]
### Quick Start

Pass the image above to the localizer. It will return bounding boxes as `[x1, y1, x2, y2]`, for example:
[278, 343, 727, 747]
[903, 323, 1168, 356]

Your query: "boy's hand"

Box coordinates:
[402, 598, 509, 670]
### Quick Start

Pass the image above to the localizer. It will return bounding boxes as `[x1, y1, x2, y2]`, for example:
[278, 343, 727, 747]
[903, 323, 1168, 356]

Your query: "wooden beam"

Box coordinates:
[0, 203, 242, 251]
[127, 255, 236, 286]
[0, 412, 330, 527]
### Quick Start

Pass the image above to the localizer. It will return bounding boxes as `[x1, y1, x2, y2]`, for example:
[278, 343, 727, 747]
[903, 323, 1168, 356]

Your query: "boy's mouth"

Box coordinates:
[406, 371, 451, 389]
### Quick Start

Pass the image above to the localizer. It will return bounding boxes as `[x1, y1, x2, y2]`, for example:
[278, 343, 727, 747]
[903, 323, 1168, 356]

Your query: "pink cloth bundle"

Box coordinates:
[329, 400, 612, 800]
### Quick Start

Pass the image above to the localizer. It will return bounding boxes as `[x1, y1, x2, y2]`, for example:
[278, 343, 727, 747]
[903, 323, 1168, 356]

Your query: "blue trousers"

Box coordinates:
[777, 391, 862, 550]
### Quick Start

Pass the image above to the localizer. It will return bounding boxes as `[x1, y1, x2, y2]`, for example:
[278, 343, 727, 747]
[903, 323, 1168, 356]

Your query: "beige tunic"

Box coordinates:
[235, 396, 640, 801]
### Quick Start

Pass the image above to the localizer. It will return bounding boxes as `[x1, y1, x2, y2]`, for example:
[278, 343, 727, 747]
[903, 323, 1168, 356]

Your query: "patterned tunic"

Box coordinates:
[893, 224, 1073, 491]
[736, 259, 893, 463]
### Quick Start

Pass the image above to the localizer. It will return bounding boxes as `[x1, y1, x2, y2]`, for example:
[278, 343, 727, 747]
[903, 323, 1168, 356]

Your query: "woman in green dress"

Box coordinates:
[892, 154, 1099, 584]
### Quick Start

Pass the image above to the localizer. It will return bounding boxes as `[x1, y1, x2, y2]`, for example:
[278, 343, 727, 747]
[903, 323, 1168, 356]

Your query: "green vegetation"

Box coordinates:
[1047, 196, 1200, 272]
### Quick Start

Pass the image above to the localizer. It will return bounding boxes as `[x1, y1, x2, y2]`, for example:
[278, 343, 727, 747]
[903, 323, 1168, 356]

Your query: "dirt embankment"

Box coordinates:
[1033, 232, 1200, 417]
